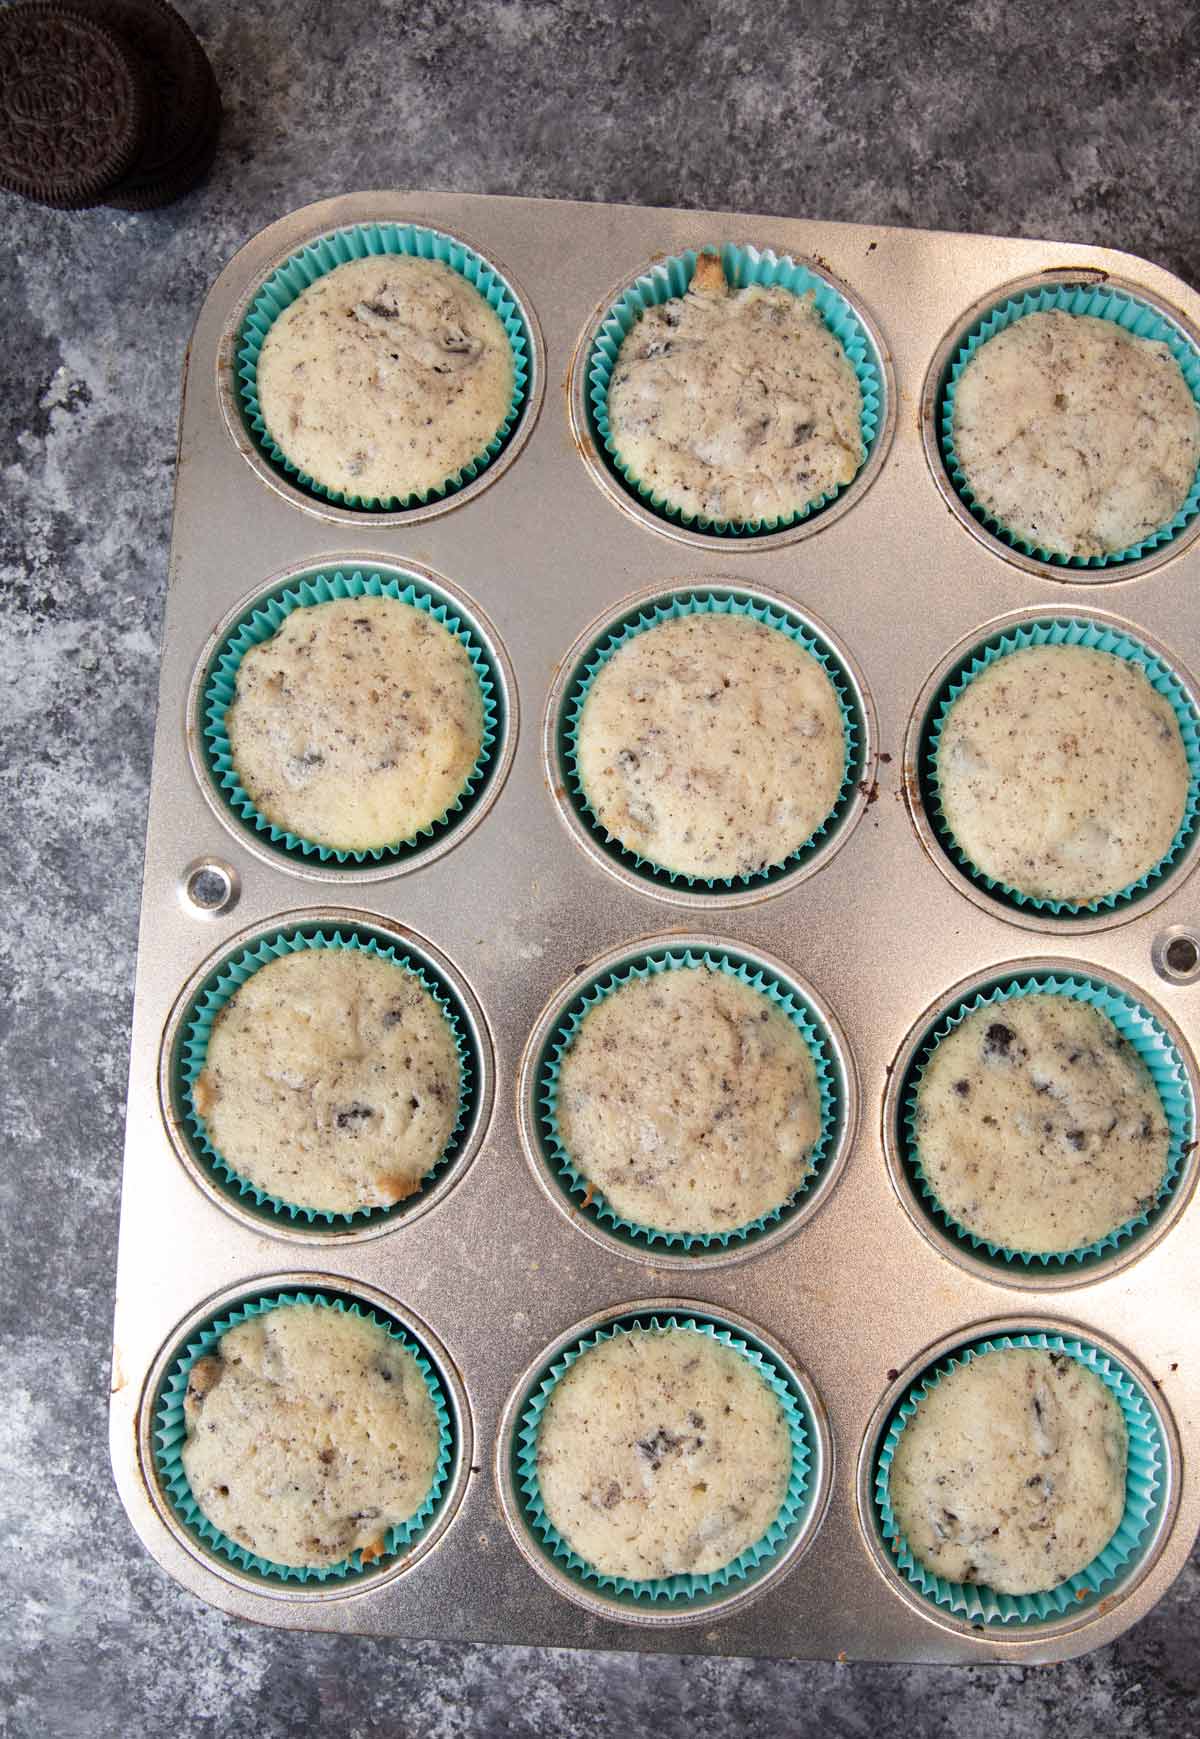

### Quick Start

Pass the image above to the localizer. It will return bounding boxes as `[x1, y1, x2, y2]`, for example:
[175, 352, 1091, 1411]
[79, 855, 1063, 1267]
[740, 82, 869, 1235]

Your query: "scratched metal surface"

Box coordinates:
[109, 190, 1200, 1662]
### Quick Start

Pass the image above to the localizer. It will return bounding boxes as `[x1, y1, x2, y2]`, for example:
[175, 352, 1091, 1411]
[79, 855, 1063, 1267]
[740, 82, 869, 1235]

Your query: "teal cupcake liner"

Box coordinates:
[587, 244, 883, 536]
[237, 221, 531, 512]
[874, 1331, 1165, 1625]
[900, 972, 1195, 1271]
[515, 1311, 814, 1607]
[175, 923, 475, 1229]
[154, 1289, 455, 1585]
[561, 590, 864, 891]
[940, 283, 1200, 568]
[537, 948, 843, 1253]
[922, 617, 1200, 916]
[202, 567, 501, 867]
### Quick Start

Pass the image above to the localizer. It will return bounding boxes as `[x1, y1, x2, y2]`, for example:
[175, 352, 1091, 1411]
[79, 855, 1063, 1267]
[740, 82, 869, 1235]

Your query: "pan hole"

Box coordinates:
[180, 859, 239, 918]
[1153, 927, 1200, 986]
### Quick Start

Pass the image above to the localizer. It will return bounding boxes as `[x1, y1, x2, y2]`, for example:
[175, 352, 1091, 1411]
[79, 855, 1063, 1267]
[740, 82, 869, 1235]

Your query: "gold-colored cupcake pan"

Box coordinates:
[111, 191, 1200, 1662]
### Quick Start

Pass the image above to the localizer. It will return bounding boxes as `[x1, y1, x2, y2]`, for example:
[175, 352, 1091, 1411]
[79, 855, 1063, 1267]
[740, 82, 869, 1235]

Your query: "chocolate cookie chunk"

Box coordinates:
[0, 3, 150, 209]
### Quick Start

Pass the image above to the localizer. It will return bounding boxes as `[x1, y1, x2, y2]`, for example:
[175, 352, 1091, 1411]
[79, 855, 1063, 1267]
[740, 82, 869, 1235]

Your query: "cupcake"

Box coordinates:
[912, 993, 1170, 1255]
[554, 962, 821, 1237]
[180, 1301, 441, 1570]
[192, 946, 462, 1215]
[605, 250, 865, 526]
[254, 253, 515, 503]
[575, 610, 846, 881]
[935, 643, 1190, 904]
[225, 593, 484, 853]
[887, 1347, 1127, 1596]
[951, 310, 1200, 560]
[534, 1324, 793, 1580]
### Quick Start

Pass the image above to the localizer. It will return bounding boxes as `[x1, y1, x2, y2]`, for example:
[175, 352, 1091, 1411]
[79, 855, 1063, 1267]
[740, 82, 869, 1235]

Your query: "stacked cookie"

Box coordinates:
[0, 0, 219, 210]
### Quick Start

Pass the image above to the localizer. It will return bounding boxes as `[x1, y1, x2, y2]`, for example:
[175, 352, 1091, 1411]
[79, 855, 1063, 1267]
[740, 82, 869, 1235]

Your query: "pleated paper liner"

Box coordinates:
[939, 283, 1200, 568]
[172, 922, 477, 1231]
[559, 589, 865, 893]
[586, 244, 884, 536]
[919, 617, 1200, 919]
[514, 1311, 814, 1610]
[154, 1289, 454, 1586]
[201, 567, 502, 870]
[535, 946, 844, 1255]
[898, 971, 1195, 1275]
[874, 1332, 1165, 1626]
[237, 221, 531, 511]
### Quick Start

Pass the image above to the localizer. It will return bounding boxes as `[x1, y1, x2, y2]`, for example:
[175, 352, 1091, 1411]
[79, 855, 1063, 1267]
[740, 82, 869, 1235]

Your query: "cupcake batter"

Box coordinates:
[182, 1303, 440, 1570]
[607, 251, 864, 523]
[952, 310, 1200, 558]
[555, 964, 821, 1235]
[914, 994, 1169, 1254]
[536, 1327, 792, 1579]
[192, 947, 461, 1215]
[226, 595, 484, 852]
[256, 253, 514, 500]
[889, 1347, 1127, 1596]
[936, 644, 1190, 904]
[575, 611, 846, 880]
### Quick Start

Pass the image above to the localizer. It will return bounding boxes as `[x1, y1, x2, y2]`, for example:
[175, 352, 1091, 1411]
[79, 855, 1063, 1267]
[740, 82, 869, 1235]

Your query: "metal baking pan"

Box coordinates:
[110, 189, 1200, 1662]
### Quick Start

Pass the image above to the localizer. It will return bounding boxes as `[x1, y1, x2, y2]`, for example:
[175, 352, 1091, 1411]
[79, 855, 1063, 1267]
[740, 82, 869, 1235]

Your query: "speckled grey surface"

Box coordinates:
[2, 1, 1200, 1734]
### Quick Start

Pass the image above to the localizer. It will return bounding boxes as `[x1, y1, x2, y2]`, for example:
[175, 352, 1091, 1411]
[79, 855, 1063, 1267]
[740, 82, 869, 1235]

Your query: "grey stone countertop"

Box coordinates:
[2, 1, 1198, 1734]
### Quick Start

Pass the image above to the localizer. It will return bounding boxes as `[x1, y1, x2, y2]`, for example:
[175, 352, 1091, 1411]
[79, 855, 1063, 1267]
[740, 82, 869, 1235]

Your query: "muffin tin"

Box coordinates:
[110, 191, 1200, 1662]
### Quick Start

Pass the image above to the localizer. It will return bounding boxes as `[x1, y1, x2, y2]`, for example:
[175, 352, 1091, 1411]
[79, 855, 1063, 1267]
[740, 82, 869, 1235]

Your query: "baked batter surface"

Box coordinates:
[537, 1327, 792, 1579]
[952, 310, 1200, 558]
[193, 947, 461, 1215]
[607, 251, 864, 523]
[915, 994, 1169, 1254]
[889, 1348, 1127, 1596]
[556, 964, 821, 1235]
[257, 254, 514, 500]
[576, 612, 845, 880]
[182, 1303, 440, 1569]
[936, 645, 1189, 903]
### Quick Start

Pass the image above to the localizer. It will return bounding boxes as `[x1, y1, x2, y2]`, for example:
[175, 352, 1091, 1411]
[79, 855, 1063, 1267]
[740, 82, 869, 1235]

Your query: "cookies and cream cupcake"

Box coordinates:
[950, 310, 1200, 560]
[192, 947, 461, 1215]
[225, 594, 484, 853]
[181, 1302, 441, 1570]
[606, 251, 865, 525]
[887, 1347, 1127, 1597]
[934, 644, 1189, 904]
[912, 994, 1170, 1255]
[575, 610, 846, 881]
[534, 1325, 793, 1580]
[255, 254, 515, 502]
[554, 963, 821, 1237]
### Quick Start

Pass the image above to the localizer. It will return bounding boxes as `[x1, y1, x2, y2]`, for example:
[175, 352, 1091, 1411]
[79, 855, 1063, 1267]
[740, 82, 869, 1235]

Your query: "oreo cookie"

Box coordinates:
[78, 0, 221, 209]
[0, 3, 150, 209]
[105, 87, 217, 209]
[0, 0, 219, 211]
